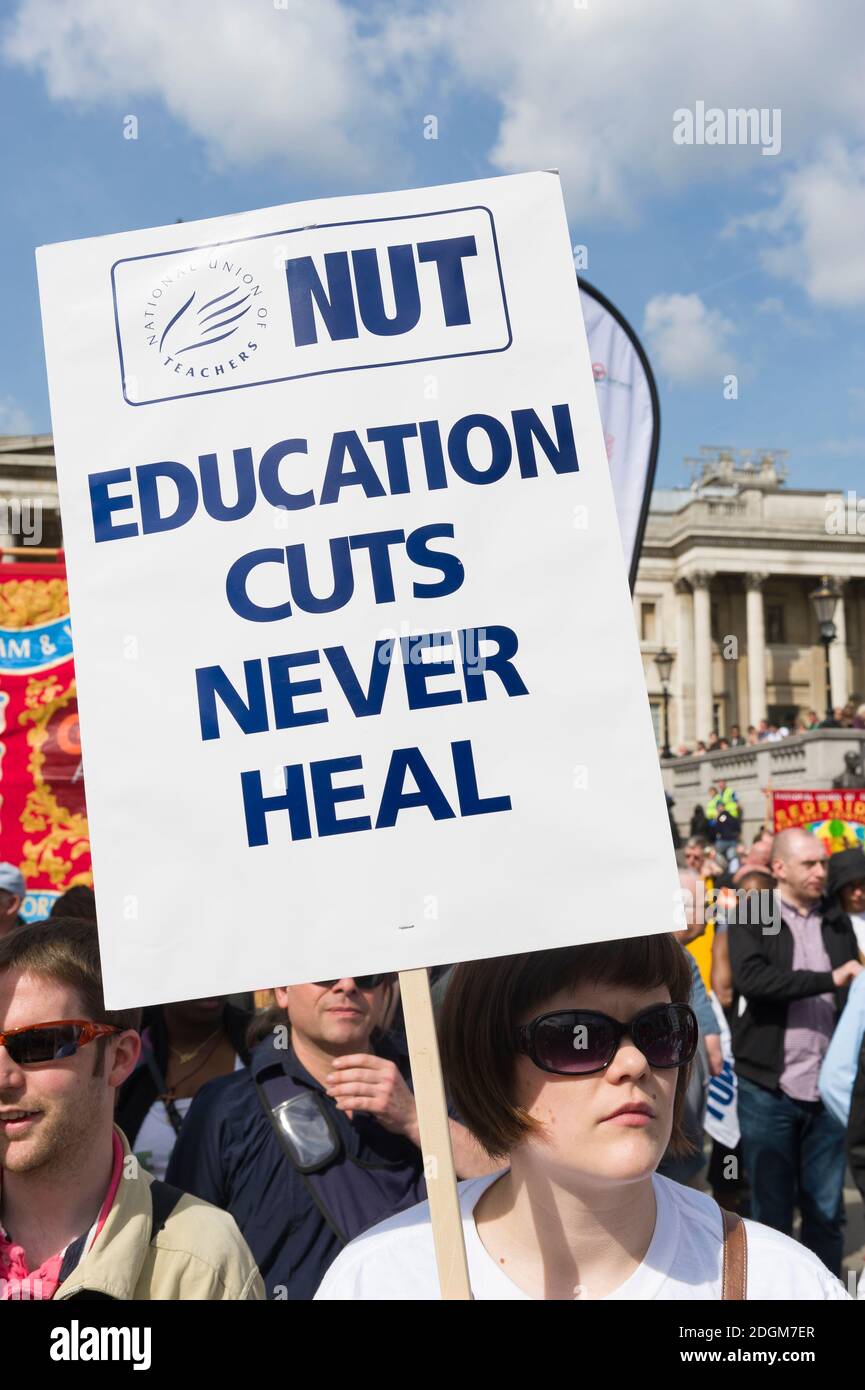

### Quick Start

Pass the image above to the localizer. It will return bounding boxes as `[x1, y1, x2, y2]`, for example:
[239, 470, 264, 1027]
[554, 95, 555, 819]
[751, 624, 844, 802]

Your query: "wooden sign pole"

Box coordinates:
[398, 967, 473, 1301]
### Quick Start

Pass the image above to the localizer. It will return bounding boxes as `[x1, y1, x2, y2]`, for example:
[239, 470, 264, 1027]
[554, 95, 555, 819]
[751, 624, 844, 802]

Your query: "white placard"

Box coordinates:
[37, 172, 678, 1008]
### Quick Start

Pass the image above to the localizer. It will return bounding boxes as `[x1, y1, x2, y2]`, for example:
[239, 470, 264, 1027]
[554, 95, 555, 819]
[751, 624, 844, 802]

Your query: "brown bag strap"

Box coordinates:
[720, 1206, 747, 1300]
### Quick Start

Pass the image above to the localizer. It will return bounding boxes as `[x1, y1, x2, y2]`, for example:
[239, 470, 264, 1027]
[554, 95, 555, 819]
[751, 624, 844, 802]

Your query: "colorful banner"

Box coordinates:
[0, 564, 90, 920]
[772, 789, 865, 853]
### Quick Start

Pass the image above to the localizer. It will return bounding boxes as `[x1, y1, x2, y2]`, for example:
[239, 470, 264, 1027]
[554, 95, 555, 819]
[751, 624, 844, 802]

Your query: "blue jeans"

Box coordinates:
[736, 1074, 847, 1275]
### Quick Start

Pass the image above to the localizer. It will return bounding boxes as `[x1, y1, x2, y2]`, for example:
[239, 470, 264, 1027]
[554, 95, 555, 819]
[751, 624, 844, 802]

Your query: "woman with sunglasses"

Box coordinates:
[316, 936, 849, 1300]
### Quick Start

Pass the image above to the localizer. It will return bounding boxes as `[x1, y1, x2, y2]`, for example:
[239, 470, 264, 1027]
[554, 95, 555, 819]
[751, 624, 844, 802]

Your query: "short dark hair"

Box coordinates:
[49, 885, 97, 921]
[439, 936, 694, 1159]
[0, 916, 140, 1034]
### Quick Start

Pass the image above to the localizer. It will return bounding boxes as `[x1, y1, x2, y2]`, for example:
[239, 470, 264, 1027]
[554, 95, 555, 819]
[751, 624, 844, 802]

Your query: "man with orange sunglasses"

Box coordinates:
[0, 916, 263, 1300]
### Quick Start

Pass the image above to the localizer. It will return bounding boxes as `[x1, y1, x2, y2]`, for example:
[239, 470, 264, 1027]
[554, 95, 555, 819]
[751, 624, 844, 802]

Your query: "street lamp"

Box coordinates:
[809, 577, 838, 723]
[655, 646, 675, 759]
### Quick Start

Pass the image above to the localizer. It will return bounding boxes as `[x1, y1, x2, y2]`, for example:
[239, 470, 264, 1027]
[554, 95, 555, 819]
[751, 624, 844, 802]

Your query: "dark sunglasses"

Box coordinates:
[516, 1003, 698, 1076]
[313, 974, 393, 990]
[0, 1019, 122, 1066]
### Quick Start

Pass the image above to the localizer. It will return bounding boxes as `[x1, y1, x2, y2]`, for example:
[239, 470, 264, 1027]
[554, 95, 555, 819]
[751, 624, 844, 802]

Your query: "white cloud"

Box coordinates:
[643, 293, 735, 383]
[754, 295, 817, 337]
[2, 0, 405, 184]
[0, 396, 35, 436]
[5, 1, 865, 219]
[427, 0, 865, 221]
[733, 141, 865, 308]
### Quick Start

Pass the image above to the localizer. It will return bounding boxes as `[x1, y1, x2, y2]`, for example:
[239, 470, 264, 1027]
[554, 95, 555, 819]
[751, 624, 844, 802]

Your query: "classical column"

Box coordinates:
[692, 571, 714, 742]
[674, 579, 695, 747]
[745, 573, 769, 728]
[829, 580, 849, 710]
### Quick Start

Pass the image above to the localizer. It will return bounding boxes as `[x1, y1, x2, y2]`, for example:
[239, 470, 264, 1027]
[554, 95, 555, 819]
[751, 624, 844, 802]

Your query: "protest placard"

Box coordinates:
[36, 172, 678, 1009]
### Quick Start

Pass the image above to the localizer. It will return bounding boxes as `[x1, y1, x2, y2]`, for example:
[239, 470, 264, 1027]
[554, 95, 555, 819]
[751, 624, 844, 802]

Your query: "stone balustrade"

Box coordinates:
[661, 729, 865, 842]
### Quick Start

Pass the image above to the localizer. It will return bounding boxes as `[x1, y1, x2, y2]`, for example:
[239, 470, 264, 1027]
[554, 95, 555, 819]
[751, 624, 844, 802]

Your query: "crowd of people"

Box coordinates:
[677, 824, 865, 1279]
[670, 703, 865, 758]
[1, 824, 865, 1301]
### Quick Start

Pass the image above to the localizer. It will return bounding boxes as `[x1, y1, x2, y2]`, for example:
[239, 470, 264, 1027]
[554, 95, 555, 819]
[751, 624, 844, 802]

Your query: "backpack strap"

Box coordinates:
[56, 1178, 185, 1291]
[141, 1046, 186, 1136]
[254, 1071, 350, 1247]
[720, 1207, 748, 1300]
[149, 1180, 185, 1243]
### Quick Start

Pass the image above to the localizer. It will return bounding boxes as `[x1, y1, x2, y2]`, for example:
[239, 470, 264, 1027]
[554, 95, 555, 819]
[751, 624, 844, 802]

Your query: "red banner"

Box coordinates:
[0, 564, 90, 920]
[772, 789, 865, 855]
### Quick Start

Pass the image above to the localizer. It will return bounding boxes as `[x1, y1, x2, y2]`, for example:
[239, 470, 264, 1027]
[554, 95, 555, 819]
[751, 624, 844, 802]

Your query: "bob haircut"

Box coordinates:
[439, 935, 694, 1160]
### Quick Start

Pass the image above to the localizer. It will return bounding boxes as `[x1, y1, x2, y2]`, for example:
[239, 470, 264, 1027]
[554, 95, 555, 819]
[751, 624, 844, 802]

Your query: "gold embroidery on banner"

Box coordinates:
[18, 674, 91, 888]
[0, 578, 69, 629]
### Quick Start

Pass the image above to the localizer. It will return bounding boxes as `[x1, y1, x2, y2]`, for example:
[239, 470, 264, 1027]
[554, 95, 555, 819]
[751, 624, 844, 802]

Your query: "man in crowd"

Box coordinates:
[167, 974, 497, 1298]
[711, 838, 776, 1011]
[684, 836, 722, 882]
[665, 790, 682, 850]
[674, 870, 723, 1071]
[0, 917, 263, 1300]
[0, 865, 26, 940]
[729, 827, 862, 1275]
[705, 778, 742, 867]
[657, 869, 723, 1187]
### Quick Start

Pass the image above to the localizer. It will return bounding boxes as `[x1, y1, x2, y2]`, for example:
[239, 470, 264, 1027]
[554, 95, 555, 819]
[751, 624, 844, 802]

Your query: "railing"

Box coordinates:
[661, 729, 865, 841]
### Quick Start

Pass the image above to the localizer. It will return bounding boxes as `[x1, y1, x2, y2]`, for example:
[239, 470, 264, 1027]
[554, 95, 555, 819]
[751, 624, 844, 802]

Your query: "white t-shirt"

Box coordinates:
[134, 1053, 245, 1179]
[134, 1096, 194, 1180]
[315, 1170, 850, 1301]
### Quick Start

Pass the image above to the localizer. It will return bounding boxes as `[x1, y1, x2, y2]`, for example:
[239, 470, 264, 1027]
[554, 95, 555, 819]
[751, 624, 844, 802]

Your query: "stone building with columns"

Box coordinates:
[0, 434, 62, 553]
[635, 449, 865, 749]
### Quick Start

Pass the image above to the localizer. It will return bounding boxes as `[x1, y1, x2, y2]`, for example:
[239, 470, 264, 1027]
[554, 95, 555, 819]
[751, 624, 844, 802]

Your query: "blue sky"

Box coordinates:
[2, 0, 865, 491]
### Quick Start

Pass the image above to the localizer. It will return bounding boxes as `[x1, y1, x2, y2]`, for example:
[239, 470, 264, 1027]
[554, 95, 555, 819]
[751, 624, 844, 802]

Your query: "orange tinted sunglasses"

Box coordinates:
[0, 1019, 121, 1065]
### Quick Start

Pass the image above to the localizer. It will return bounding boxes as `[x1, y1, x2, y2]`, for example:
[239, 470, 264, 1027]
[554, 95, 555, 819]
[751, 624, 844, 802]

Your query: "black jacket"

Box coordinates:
[728, 896, 857, 1091]
[824, 847, 865, 959]
[117, 1004, 252, 1146]
[166, 1032, 427, 1299]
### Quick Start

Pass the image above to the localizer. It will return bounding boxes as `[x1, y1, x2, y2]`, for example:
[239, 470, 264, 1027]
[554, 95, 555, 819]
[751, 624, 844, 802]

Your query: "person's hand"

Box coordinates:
[832, 960, 863, 988]
[325, 1054, 419, 1143]
[704, 1034, 724, 1077]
